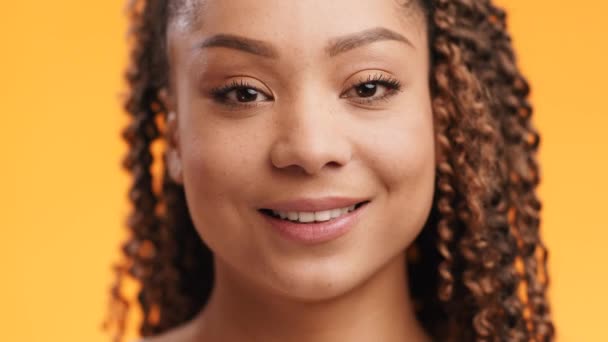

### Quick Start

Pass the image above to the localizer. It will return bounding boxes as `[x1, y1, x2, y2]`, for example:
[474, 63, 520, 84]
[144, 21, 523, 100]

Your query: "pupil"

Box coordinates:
[356, 83, 377, 97]
[237, 88, 258, 102]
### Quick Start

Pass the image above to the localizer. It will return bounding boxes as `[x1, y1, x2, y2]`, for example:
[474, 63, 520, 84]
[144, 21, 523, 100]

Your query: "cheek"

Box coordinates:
[178, 116, 268, 249]
[180, 115, 265, 199]
[356, 103, 436, 247]
[360, 104, 435, 193]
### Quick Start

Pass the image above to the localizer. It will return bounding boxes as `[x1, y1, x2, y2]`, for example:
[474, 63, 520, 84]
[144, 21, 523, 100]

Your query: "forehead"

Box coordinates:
[167, 0, 425, 45]
[168, 0, 204, 30]
[163, 0, 429, 84]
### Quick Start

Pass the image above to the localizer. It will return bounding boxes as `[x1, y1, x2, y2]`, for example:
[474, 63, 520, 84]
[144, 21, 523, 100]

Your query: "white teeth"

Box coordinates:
[270, 204, 360, 223]
[298, 212, 315, 223]
[314, 210, 331, 222]
[330, 208, 342, 218]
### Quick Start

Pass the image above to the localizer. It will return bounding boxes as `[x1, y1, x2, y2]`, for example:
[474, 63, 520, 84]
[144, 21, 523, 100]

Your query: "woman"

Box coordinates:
[104, 0, 555, 340]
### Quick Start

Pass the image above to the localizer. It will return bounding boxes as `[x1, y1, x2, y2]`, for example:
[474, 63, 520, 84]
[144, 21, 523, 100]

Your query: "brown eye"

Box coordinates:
[343, 81, 392, 100]
[340, 73, 403, 106]
[356, 83, 378, 97]
[234, 88, 261, 102]
[210, 80, 273, 108]
[226, 87, 270, 103]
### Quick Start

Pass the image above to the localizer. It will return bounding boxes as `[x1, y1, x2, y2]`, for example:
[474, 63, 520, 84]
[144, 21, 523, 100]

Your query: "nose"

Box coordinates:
[269, 96, 352, 175]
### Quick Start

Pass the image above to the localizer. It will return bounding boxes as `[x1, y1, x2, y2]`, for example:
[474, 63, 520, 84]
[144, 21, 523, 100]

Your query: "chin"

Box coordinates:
[259, 257, 373, 303]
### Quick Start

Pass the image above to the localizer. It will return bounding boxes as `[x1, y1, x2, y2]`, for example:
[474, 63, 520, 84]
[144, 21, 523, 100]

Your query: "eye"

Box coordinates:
[341, 73, 402, 105]
[210, 79, 273, 108]
[208, 74, 402, 110]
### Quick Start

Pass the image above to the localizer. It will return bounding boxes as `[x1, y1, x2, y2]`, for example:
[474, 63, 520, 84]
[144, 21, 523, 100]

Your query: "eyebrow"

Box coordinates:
[193, 27, 414, 59]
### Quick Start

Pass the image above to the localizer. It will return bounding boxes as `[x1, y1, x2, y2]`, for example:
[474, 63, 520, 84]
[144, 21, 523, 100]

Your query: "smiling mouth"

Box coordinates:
[258, 201, 370, 224]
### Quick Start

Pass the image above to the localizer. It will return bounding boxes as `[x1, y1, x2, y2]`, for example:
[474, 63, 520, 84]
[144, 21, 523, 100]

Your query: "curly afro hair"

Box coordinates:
[103, 0, 555, 341]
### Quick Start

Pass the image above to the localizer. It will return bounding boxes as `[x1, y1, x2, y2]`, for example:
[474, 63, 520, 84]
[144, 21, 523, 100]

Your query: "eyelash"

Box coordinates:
[342, 73, 402, 105]
[208, 74, 402, 109]
[209, 79, 270, 109]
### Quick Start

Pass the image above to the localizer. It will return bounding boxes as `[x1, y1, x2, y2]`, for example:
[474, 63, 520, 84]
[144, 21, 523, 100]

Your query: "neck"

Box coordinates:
[192, 252, 431, 342]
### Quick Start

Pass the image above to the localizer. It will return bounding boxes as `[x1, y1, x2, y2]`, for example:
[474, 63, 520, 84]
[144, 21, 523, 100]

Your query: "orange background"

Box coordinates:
[1, 1, 606, 341]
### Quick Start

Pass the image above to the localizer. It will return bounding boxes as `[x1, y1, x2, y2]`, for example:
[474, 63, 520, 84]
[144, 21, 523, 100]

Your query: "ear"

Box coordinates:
[158, 88, 184, 184]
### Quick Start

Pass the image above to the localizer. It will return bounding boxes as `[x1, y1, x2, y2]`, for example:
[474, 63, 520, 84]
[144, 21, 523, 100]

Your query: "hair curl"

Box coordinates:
[103, 0, 555, 340]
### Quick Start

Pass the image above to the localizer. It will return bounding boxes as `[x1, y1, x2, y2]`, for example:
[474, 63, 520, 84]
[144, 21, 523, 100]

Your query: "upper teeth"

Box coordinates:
[271, 205, 357, 223]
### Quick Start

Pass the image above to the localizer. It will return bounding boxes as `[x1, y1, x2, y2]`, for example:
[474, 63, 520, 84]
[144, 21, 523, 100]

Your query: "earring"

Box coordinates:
[165, 111, 183, 184]
[167, 148, 183, 184]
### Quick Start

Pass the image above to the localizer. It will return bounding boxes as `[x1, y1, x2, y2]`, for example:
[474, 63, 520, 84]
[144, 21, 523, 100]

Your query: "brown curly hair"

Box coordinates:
[103, 0, 555, 340]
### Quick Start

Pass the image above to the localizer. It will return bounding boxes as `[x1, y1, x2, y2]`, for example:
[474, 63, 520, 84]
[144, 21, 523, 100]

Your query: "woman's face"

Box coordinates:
[164, 0, 435, 301]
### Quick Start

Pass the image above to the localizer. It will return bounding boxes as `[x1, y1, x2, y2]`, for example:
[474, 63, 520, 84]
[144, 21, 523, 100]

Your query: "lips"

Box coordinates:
[259, 201, 369, 223]
[258, 198, 370, 244]
[258, 196, 370, 212]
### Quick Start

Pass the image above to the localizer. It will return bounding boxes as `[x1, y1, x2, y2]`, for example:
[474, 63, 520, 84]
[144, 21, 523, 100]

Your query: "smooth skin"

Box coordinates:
[149, 0, 436, 341]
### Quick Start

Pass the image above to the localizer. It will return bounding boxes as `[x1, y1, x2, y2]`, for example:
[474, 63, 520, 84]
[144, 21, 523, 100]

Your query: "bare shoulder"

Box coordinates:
[133, 334, 172, 342]
[134, 331, 183, 342]
[133, 320, 199, 342]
